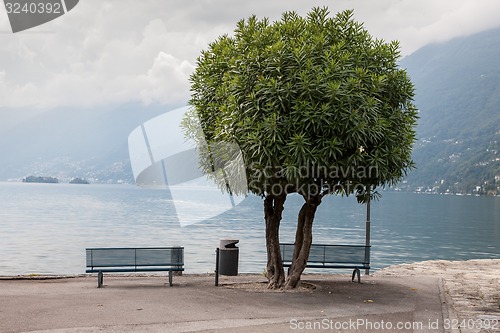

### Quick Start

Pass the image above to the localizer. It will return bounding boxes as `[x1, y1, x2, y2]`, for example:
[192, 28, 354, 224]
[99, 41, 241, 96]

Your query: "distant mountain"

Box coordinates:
[1, 29, 499, 192]
[401, 28, 500, 195]
[0, 103, 176, 183]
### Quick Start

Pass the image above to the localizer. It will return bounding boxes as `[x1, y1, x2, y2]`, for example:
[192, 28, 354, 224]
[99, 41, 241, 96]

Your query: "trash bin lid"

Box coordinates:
[220, 239, 239, 248]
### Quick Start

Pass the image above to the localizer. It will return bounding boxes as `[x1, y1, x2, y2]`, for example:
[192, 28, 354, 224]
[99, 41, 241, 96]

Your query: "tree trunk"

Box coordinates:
[291, 202, 307, 269]
[264, 193, 287, 289]
[285, 195, 321, 289]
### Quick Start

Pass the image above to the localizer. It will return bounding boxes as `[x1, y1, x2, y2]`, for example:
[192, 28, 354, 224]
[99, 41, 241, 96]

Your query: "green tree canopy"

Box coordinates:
[187, 7, 417, 288]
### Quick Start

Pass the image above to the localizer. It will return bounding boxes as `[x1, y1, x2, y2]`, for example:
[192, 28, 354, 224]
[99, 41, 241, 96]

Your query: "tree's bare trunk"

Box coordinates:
[285, 195, 321, 289]
[264, 193, 286, 289]
[291, 202, 307, 268]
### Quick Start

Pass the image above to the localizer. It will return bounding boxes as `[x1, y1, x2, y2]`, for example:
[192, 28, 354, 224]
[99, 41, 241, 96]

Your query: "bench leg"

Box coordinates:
[352, 268, 361, 283]
[98, 271, 103, 288]
[169, 270, 173, 286]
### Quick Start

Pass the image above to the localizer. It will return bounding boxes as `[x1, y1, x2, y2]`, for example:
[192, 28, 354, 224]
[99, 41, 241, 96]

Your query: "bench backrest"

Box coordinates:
[86, 247, 184, 269]
[280, 243, 370, 265]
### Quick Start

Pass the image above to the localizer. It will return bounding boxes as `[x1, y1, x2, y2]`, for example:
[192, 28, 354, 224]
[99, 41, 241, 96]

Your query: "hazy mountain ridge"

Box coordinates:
[0, 29, 498, 192]
[401, 28, 500, 194]
[0, 103, 174, 183]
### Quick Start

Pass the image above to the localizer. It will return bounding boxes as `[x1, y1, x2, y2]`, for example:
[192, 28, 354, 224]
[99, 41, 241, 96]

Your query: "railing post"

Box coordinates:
[365, 186, 371, 276]
[215, 247, 220, 286]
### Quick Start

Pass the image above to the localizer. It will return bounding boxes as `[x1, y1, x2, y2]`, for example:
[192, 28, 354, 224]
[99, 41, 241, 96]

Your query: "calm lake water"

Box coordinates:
[0, 182, 498, 275]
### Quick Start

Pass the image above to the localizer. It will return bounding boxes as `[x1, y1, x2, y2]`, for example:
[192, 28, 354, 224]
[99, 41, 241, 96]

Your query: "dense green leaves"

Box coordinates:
[187, 7, 418, 198]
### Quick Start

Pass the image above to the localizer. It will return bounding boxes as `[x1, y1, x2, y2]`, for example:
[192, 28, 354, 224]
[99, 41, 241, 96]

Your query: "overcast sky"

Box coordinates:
[1, 0, 500, 111]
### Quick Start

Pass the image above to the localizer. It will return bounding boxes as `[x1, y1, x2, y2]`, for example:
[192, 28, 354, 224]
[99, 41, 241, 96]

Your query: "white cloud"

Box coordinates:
[0, 12, 196, 108]
[140, 51, 194, 105]
[346, 0, 500, 55]
[0, 0, 500, 110]
[414, 0, 500, 45]
[0, 70, 40, 107]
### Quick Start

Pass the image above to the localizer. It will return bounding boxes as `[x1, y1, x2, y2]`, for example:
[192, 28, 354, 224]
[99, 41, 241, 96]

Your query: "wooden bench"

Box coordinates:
[280, 243, 370, 283]
[86, 247, 184, 288]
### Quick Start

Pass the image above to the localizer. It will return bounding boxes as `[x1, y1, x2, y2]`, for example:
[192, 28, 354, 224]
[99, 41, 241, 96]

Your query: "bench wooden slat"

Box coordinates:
[86, 267, 184, 273]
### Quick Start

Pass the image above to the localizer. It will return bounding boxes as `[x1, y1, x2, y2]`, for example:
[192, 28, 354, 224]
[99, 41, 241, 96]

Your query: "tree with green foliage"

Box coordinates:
[186, 7, 417, 289]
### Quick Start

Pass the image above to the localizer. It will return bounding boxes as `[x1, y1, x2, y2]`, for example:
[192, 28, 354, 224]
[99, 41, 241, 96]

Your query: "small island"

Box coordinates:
[69, 177, 90, 184]
[23, 176, 59, 183]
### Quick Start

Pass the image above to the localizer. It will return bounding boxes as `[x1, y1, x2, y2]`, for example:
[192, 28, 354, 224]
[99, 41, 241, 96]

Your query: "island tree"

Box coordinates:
[186, 8, 417, 289]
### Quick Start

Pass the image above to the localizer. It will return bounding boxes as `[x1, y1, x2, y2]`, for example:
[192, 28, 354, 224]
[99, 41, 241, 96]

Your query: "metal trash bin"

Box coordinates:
[218, 239, 239, 276]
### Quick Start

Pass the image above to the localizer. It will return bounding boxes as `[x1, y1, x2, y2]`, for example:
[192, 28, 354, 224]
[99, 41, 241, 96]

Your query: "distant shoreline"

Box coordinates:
[2, 180, 500, 196]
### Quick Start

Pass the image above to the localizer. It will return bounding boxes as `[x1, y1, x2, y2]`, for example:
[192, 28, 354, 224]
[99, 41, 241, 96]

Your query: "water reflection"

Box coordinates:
[0, 182, 498, 275]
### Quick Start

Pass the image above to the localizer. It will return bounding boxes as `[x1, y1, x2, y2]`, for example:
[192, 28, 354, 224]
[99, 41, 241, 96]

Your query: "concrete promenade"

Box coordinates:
[0, 273, 448, 333]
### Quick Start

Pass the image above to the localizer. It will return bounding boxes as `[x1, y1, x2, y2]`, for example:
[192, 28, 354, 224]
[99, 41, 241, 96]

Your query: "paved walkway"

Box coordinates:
[0, 274, 447, 332]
